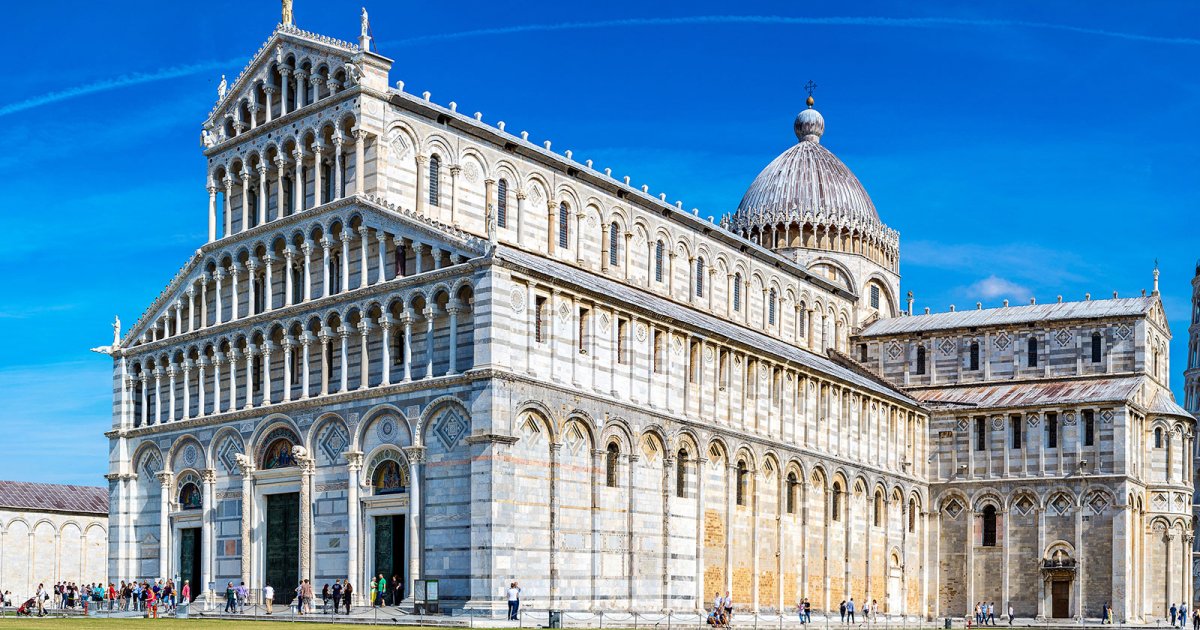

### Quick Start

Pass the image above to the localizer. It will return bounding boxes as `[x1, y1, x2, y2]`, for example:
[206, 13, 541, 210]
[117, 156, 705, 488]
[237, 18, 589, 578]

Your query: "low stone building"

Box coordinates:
[0, 481, 108, 600]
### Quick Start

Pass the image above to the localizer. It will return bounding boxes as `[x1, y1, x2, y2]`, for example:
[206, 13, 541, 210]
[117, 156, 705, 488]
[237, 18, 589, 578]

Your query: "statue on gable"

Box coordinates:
[200, 127, 217, 148]
[112, 316, 121, 347]
[217, 74, 228, 101]
[361, 7, 370, 39]
[344, 62, 363, 86]
[282, 0, 294, 26]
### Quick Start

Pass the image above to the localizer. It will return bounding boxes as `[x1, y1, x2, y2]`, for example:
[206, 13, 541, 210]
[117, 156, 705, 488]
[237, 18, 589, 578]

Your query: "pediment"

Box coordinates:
[205, 24, 383, 131]
[119, 197, 486, 353]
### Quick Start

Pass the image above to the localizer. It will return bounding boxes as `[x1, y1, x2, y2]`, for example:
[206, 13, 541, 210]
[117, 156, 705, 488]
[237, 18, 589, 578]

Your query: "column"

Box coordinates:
[207, 184, 218, 242]
[187, 288, 197, 332]
[353, 129, 367, 195]
[339, 327, 351, 392]
[358, 320, 373, 389]
[153, 367, 163, 425]
[284, 249, 296, 307]
[415, 155, 427, 216]
[229, 263, 241, 321]
[197, 359, 208, 417]
[246, 258, 258, 317]
[321, 238, 332, 298]
[282, 339, 293, 403]
[263, 86, 276, 123]
[424, 307, 435, 379]
[318, 329, 331, 396]
[402, 314, 413, 382]
[300, 334, 312, 399]
[312, 141, 324, 207]
[332, 134, 344, 200]
[447, 302, 460, 375]
[243, 345, 256, 409]
[223, 176, 233, 237]
[380, 317, 393, 385]
[340, 233, 352, 292]
[295, 71, 308, 108]
[139, 374, 148, 426]
[263, 254, 275, 311]
[239, 168, 251, 231]
[212, 354, 224, 413]
[293, 148, 305, 214]
[167, 363, 177, 423]
[256, 163, 268, 226]
[201, 468, 216, 605]
[228, 348, 241, 411]
[279, 68, 291, 116]
[214, 269, 225, 325]
[403, 446, 426, 599]
[299, 452, 315, 582]
[376, 231, 388, 284]
[302, 241, 313, 302]
[181, 361, 192, 421]
[274, 155, 288, 218]
[345, 451, 364, 605]
[449, 164, 460, 224]
[261, 342, 274, 406]
[236, 456, 255, 598]
[359, 226, 371, 288]
[156, 470, 172, 579]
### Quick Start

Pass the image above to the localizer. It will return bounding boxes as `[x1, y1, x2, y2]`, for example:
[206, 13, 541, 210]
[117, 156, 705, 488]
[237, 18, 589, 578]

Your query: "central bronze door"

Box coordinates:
[373, 515, 406, 603]
[1051, 580, 1070, 618]
[265, 493, 300, 604]
[178, 527, 201, 601]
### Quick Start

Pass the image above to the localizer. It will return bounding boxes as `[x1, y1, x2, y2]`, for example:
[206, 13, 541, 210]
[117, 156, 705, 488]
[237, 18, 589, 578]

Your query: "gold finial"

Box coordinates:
[282, 0, 294, 26]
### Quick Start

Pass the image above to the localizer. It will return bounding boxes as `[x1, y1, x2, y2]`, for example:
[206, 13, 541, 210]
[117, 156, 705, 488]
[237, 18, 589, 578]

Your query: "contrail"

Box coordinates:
[0, 58, 242, 119]
[382, 15, 1200, 48]
[3, 14, 1195, 119]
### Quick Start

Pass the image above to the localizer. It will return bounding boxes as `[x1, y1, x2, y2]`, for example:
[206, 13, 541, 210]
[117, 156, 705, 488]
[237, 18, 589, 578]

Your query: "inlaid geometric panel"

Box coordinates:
[942, 498, 964, 519]
[182, 444, 199, 468]
[1012, 495, 1035, 516]
[1049, 494, 1072, 515]
[940, 339, 956, 356]
[217, 438, 242, 475]
[1027, 413, 1040, 427]
[1100, 410, 1115, 424]
[1063, 411, 1077, 426]
[318, 424, 350, 465]
[1086, 491, 1110, 514]
[1115, 323, 1131, 340]
[433, 409, 469, 450]
[886, 341, 902, 361]
[994, 331, 1011, 351]
[1055, 329, 1073, 347]
[509, 288, 525, 313]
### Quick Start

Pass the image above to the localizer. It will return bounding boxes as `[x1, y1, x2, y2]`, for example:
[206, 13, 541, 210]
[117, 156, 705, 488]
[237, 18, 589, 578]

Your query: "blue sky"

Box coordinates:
[1, 1, 1197, 485]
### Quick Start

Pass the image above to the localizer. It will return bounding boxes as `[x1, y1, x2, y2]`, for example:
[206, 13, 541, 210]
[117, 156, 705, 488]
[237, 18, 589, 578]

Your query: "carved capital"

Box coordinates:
[402, 446, 427, 464]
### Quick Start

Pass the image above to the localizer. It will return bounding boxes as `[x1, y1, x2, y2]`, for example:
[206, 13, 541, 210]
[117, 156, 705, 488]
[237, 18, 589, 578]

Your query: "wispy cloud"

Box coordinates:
[969, 275, 1032, 301]
[0, 58, 241, 119]
[903, 240, 1093, 286]
[382, 15, 1200, 48]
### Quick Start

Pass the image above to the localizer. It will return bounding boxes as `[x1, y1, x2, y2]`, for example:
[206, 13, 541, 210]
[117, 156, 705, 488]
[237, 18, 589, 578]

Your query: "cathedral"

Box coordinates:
[101, 9, 1195, 622]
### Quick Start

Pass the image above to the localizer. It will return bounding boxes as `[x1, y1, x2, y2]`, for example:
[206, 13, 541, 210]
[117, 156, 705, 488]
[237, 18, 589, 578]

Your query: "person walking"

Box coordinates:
[376, 574, 387, 607]
[508, 581, 522, 621]
[224, 582, 236, 613]
[146, 585, 158, 619]
[302, 580, 314, 614]
[342, 581, 353, 615]
[332, 580, 343, 615]
[723, 591, 734, 625]
[988, 602, 996, 625]
[1183, 605, 1190, 629]
[840, 600, 847, 624]
[262, 583, 274, 615]
[1173, 604, 1180, 628]
[1008, 604, 1015, 626]
[847, 598, 856, 624]
[236, 582, 249, 614]
[1192, 607, 1199, 630]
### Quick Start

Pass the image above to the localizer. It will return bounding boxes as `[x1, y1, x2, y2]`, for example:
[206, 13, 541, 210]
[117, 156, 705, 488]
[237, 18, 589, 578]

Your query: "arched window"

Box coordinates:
[609, 223, 620, 267]
[873, 491, 884, 527]
[981, 505, 997, 546]
[831, 481, 842, 521]
[1091, 332, 1102, 363]
[969, 342, 980, 371]
[870, 285, 880, 309]
[606, 442, 620, 488]
[768, 288, 777, 325]
[496, 178, 508, 228]
[695, 257, 705, 297]
[178, 482, 202, 510]
[916, 347, 926, 375]
[558, 202, 570, 249]
[247, 189, 259, 228]
[798, 304, 806, 335]
[428, 155, 441, 207]
[676, 449, 688, 498]
[908, 499, 916, 532]
[733, 273, 742, 312]
[1155, 427, 1163, 448]
[373, 459, 407, 495]
[330, 252, 342, 293]
[786, 472, 799, 514]
[736, 460, 750, 506]
[1027, 337, 1039, 367]
[654, 240, 665, 282]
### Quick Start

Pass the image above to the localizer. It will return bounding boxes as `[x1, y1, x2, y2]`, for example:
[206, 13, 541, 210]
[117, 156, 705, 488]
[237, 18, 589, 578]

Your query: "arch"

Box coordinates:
[356, 403, 415, 450]
[308, 413, 351, 466]
[210, 427, 246, 475]
[168, 435, 206, 472]
[420, 395, 473, 449]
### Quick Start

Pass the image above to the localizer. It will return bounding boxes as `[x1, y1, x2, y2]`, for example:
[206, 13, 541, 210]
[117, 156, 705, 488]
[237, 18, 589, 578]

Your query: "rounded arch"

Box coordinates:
[209, 426, 246, 472]
[308, 413, 351, 466]
[515, 400, 559, 442]
[356, 403, 415, 450]
[167, 435, 206, 472]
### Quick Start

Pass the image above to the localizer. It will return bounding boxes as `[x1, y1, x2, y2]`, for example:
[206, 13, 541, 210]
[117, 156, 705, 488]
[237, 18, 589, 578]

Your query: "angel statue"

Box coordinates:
[361, 7, 370, 39]
[217, 74, 228, 100]
[282, 0, 294, 26]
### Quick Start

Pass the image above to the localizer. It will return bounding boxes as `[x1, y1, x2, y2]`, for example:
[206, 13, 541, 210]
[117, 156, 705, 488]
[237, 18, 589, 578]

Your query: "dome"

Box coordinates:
[731, 99, 880, 234]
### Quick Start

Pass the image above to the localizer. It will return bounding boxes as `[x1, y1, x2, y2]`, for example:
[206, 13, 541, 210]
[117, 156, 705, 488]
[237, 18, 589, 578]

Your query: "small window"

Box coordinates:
[981, 505, 997, 547]
[1027, 337, 1039, 368]
[916, 347, 926, 375]
[718, 350, 729, 391]
[675, 450, 688, 498]
[870, 285, 880, 309]
[1010, 415, 1022, 449]
[534, 296, 547, 343]
[609, 223, 620, 267]
[873, 491, 884, 527]
[733, 273, 742, 312]
[578, 308, 591, 355]
[496, 178, 508, 228]
[654, 240, 665, 282]
[798, 305, 806, 336]
[652, 331, 664, 374]
[908, 499, 916, 532]
[786, 472, 799, 514]
[1083, 410, 1095, 447]
[735, 460, 749, 506]
[695, 257, 705, 297]
[688, 341, 701, 384]
[1091, 332, 1102, 363]
[558, 203, 570, 249]
[975, 417, 986, 451]
[768, 288, 777, 325]
[859, 343, 868, 362]
[969, 342, 980, 371]
[605, 443, 620, 488]
[831, 482, 842, 521]
[428, 155, 441, 207]
[1045, 412, 1058, 449]
[1154, 427, 1163, 449]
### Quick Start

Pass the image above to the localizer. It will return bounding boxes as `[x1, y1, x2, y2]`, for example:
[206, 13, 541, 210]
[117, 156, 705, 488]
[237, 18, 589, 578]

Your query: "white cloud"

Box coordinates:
[969, 275, 1033, 301]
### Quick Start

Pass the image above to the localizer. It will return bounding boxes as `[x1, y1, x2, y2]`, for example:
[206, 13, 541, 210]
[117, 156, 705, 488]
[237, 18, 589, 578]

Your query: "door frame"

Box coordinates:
[363, 495, 412, 601]
[251, 473, 301, 601]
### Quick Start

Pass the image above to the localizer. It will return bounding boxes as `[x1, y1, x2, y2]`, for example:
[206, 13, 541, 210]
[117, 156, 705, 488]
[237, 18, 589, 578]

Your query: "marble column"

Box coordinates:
[257, 163, 268, 226]
[446, 303, 460, 375]
[263, 254, 275, 311]
[298, 450, 315, 582]
[403, 446, 425, 599]
[156, 470, 172, 579]
[201, 468, 216, 604]
[339, 327, 351, 392]
[345, 451, 364, 605]
[235, 456, 255, 600]
[358, 320, 373, 389]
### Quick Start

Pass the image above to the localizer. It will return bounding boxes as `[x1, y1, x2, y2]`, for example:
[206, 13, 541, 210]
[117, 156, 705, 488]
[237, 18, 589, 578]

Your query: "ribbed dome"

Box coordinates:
[731, 102, 880, 232]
